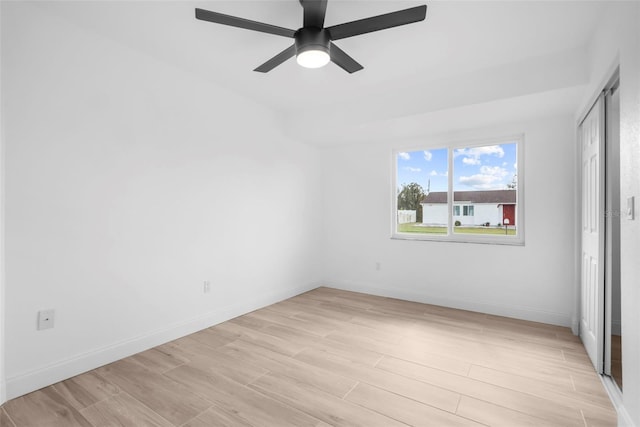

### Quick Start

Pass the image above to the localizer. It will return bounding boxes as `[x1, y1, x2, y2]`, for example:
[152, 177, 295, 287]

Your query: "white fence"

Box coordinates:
[397, 210, 417, 224]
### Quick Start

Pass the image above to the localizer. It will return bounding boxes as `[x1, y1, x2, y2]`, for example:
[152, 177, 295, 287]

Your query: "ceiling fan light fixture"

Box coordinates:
[296, 48, 330, 68]
[294, 27, 331, 69]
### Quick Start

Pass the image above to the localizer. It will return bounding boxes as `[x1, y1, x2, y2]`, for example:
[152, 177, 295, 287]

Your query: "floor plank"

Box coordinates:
[213, 321, 307, 357]
[164, 364, 322, 427]
[376, 355, 586, 426]
[251, 307, 336, 337]
[79, 392, 173, 427]
[157, 336, 268, 385]
[128, 347, 189, 374]
[220, 338, 358, 398]
[96, 358, 210, 426]
[2, 387, 93, 427]
[294, 348, 461, 413]
[345, 382, 482, 426]
[52, 371, 120, 411]
[249, 372, 408, 427]
[456, 396, 561, 426]
[1, 407, 16, 427]
[467, 364, 613, 410]
[181, 409, 254, 427]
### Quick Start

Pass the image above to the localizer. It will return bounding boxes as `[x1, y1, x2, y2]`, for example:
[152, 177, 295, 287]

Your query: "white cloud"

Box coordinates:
[455, 145, 505, 159]
[458, 166, 509, 190]
[423, 150, 433, 161]
[480, 165, 509, 177]
[430, 170, 438, 176]
[398, 152, 410, 160]
[458, 175, 498, 189]
[474, 145, 505, 157]
[514, 162, 518, 170]
[463, 157, 481, 165]
[405, 167, 421, 172]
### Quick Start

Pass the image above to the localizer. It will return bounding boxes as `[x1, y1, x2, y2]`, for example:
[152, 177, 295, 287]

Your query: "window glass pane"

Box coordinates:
[452, 143, 517, 235]
[396, 148, 448, 235]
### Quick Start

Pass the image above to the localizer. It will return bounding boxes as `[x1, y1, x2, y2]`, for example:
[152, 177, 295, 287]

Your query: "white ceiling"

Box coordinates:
[34, 0, 605, 145]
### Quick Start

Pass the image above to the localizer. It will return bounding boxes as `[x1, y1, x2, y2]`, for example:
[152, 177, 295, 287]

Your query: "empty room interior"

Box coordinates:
[1, 0, 640, 426]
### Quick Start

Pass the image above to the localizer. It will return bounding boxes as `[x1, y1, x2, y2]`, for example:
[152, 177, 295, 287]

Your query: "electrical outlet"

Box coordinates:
[203, 281, 211, 293]
[37, 309, 55, 330]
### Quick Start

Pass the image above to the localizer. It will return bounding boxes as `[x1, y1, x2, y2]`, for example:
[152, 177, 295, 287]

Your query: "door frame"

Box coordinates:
[0, 0, 5, 403]
[603, 73, 621, 382]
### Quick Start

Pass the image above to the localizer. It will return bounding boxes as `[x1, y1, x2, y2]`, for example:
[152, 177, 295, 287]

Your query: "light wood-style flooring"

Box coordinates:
[1, 287, 616, 426]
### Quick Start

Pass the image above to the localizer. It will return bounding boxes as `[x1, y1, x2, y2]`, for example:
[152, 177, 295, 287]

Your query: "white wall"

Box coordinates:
[579, 3, 640, 425]
[322, 115, 576, 327]
[0, 0, 5, 404]
[454, 203, 504, 227]
[421, 204, 447, 225]
[1, 2, 322, 399]
[422, 204, 507, 227]
[470, 204, 503, 227]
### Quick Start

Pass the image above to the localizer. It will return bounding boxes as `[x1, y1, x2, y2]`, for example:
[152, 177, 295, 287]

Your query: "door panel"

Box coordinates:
[580, 95, 605, 372]
[502, 205, 515, 226]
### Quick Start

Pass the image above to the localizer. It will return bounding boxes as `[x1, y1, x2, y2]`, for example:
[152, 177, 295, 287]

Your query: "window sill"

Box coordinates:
[391, 233, 525, 246]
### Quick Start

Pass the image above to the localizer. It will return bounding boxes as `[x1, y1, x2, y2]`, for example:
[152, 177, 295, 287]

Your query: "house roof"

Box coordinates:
[421, 190, 516, 204]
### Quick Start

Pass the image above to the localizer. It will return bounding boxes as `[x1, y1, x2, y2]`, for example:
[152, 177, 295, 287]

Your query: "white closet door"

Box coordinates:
[580, 95, 605, 372]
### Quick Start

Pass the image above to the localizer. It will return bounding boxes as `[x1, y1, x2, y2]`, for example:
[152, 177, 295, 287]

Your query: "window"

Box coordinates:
[393, 136, 523, 244]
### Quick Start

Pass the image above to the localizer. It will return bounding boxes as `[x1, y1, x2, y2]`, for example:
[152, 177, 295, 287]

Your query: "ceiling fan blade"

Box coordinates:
[330, 42, 364, 74]
[302, 0, 328, 28]
[254, 44, 297, 73]
[326, 5, 427, 41]
[195, 8, 296, 38]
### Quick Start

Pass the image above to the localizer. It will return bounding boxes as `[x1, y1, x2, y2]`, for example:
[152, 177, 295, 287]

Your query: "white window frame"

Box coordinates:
[392, 135, 525, 245]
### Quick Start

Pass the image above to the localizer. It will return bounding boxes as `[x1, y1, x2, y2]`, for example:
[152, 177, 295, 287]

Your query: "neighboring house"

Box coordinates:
[421, 190, 516, 226]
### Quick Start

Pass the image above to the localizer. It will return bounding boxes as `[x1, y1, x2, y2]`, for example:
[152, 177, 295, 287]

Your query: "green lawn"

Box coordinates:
[398, 223, 516, 236]
[397, 223, 447, 234]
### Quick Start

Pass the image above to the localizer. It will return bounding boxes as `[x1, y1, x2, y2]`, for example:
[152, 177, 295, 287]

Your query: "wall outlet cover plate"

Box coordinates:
[37, 309, 55, 330]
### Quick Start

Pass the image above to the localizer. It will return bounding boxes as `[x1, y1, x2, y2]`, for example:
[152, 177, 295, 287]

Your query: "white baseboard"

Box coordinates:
[0, 378, 6, 406]
[5, 282, 320, 401]
[618, 405, 636, 427]
[571, 318, 580, 335]
[600, 375, 635, 427]
[325, 280, 572, 327]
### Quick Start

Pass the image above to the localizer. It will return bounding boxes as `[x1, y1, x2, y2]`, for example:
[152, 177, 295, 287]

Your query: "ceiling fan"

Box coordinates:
[195, 1, 427, 73]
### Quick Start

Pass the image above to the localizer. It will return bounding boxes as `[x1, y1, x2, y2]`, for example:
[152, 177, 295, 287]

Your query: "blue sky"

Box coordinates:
[397, 142, 517, 192]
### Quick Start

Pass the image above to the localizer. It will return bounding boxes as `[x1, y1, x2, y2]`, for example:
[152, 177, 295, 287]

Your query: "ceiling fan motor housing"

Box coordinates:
[295, 27, 331, 56]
